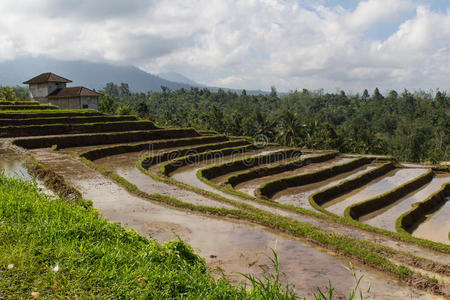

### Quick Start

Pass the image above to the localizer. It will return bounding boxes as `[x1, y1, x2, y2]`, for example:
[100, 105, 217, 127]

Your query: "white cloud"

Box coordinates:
[0, 0, 449, 92]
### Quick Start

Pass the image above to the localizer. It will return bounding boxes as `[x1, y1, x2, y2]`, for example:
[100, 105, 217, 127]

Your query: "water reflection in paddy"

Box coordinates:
[363, 176, 450, 232]
[324, 168, 429, 217]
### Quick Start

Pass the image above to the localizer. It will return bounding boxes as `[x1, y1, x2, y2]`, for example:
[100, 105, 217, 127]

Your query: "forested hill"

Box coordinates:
[97, 85, 449, 163]
[0, 57, 267, 95]
[0, 57, 191, 92]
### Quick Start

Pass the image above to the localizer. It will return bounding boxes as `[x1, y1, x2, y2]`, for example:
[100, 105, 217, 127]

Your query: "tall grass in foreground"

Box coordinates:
[0, 174, 366, 299]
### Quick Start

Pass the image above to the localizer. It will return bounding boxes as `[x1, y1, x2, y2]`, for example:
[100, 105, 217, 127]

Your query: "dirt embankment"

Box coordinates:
[13, 128, 200, 149]
[0, 111, 102, 119]
[0, 115, 137, 126]
[257, 157, 373, 199]
[1, 121, 158, 138]
[347, 170, 433, 220]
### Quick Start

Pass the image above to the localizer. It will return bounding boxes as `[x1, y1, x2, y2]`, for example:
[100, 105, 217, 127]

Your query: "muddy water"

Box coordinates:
[169, 154, 450, 264]
[0, 141, 54, 195]
[236, 156, 354, 197]
[363, 176, 450, 232]
[0, 142, 33, 181]
[23, 147, 450, 270]
[170, 151, 322, 225]
[273, 165, 379, 210]
[210, 150, 311, 184]
[324, 168, 429, 217]
[96, 152, 236, 209]
[15, 144, 437, 298]
[412, 198, 450, 245]
[68, 168, 440, 299]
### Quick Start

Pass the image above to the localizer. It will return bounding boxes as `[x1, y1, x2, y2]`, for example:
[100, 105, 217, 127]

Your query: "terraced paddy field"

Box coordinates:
[1, 104, 449, 298]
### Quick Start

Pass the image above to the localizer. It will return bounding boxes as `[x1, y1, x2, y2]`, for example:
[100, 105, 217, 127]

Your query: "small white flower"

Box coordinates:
[52, 263, 59, 272]
[7, 264, 14, 270]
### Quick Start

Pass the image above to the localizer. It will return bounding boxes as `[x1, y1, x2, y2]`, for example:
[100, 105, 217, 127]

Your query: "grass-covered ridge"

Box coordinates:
[0, 120, 158, 138]
[80, 135, 232, 161]
[0, 109, 102, 119]
[0, 174, 298, 298]
[0, 115, 137, 126]
[224, 151, 339, 188]
[345, 169, 433, 220]
[256, 157, 373, 199]
[13, 128, 200, 149]
[0, 105, 59, 110]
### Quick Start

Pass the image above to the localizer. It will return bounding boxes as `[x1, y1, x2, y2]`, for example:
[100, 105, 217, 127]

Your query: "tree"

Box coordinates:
[136, 101, 149, 118]
[98, 94, 115, 114]
[372, 88, 383, 101]
[361, 89, 369, 101]
[0, 87, 19, 101]
[119, 83, 130, 96]
[115, 103, 134, 116]
[104, 82, 120, 97]
[276, 111, 303, 147]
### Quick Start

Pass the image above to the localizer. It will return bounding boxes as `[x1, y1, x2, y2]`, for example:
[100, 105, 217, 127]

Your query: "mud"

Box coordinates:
[413, 199, 450, 245]
[273, 165, 379, 210]
[237, 157, 356, 198]
[94, 152, 236, 209]
[363, 176, 450, 232]
[14, 128, 199, 149]
[26, 148, 441, 299]
[0, 146, 33, 181]
[170, 152, 450, 265]
[209, 149, 304, 183]
[0, 141, 52, 195]
[324, 168, 429, 217]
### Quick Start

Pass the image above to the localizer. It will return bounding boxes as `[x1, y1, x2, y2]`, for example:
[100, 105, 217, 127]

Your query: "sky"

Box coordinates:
[0, 0, 449, 92]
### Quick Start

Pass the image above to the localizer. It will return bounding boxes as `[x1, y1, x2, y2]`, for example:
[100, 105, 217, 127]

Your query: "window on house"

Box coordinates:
[82, 104, 89, 109]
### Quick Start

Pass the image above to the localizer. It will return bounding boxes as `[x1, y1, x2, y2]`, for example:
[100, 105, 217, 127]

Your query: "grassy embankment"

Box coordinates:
[0, 174, 299, 299]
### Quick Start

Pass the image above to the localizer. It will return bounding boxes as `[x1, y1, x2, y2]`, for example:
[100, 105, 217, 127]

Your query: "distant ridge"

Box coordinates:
[0, 56, 268, 95]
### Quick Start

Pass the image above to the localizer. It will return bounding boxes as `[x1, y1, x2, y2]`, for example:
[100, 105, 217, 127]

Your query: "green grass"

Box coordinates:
[0, 174, 300, 299]
[0, 109, 99, 115]
[0, 105, 59, 110]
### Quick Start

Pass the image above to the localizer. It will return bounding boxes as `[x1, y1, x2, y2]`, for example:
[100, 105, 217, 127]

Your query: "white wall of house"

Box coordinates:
[80, 97, 99, 110]
[29, 82, 67, 103]
[48, 97, 98, 110]
[47, 98, 81, 110]
[29, 83, 50, 102]
[47, 82, 66, 95]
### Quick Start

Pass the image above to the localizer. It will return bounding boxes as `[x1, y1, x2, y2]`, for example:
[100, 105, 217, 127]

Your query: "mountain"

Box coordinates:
[0, 56, 269, 95]
[0, 56, 193, 92]
[158, 71, 203, 87]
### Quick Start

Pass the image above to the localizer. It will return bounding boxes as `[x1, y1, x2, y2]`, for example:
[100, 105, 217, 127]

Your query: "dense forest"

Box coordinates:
[97, 83, 449, 163]
[2, 84, 448, 163]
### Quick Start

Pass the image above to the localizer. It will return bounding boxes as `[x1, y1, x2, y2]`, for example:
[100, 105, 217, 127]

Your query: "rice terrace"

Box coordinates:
[1, 1, 450, 298]
[0, 81, 449, 299]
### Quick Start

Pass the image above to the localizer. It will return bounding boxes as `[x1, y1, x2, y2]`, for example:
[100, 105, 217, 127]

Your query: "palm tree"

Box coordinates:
[253, 111, 277, 141]
[276, 111, 304, 147]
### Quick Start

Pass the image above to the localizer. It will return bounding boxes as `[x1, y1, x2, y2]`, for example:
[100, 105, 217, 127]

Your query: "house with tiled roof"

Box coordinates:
[23, 73, 101, 110]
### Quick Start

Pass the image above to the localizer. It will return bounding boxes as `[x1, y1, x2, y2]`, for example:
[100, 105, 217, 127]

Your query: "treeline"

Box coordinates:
[98, 83, 449, 163]
[0, 86, 29, 101]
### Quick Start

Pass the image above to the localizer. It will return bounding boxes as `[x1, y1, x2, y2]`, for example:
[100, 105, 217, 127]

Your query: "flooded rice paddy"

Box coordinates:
[28, 147, 443, 299]
[323, 168, 429, 217]
[363, 175, 450, 232]
[2, 135, 449, 298]
[236, 156, 354, 197]
[273, 164, 379, 210]
[412, 197, 450, 245]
